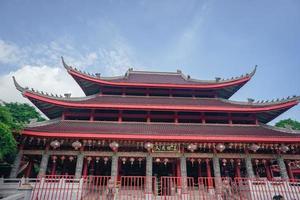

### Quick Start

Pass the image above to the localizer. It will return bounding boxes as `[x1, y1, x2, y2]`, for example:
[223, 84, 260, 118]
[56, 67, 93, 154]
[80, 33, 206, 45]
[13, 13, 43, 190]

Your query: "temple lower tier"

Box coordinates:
[10, 145, 299, 181]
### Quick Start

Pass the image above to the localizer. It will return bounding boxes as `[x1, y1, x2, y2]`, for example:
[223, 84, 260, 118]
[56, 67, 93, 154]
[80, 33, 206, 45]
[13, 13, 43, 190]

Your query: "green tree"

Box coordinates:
[0, 102, 45, 162]
[275, 118, 300, 130]
[4, 102, 45, 125]
[0, 105, 17, 161]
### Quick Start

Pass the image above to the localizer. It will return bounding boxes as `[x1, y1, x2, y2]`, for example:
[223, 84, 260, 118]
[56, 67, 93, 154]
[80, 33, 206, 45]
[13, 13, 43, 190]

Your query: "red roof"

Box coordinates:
[22, 120, 300, 143]
[62, 57, 256, 98]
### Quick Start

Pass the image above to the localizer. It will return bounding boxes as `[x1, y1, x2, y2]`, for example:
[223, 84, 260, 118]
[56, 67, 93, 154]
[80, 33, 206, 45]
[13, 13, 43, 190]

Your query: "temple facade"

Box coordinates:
[10, 58, 300, 199]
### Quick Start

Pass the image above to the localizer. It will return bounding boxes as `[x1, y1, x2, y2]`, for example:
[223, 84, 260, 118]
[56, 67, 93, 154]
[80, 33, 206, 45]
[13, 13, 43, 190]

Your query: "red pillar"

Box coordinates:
[147, 111, 151, 123]
[286, 162, 294, 180]
[198, 161, 202, 177]
[51, 160, 57, 176]
[201, 113, 205, 124]
[176, 159, 181, 177]
[206, 159, 213, 188]
[174, 112, 178, 124]
[82, 158, 88, 177]
[264, 160, 272, 180]
[228, 113, 233, 125]
[90, 109, 95, 121]
[118, 110, 122, 122]
[25, 161, 32, 178]
[235, 165, 241, 179]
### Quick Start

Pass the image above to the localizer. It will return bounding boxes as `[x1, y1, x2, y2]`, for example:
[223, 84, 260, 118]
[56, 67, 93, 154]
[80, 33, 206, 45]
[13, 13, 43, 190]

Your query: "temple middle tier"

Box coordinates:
[13, 77, 300, 123]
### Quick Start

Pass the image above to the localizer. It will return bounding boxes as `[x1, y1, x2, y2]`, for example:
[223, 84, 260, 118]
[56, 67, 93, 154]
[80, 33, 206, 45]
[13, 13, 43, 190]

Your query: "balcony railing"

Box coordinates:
[26, 176, 300, 200]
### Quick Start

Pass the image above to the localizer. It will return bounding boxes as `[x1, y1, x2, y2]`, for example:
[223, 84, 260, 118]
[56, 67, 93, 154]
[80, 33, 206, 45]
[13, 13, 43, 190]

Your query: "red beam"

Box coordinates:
[69, 69, 251, 89]
[21, 130, 300, 142]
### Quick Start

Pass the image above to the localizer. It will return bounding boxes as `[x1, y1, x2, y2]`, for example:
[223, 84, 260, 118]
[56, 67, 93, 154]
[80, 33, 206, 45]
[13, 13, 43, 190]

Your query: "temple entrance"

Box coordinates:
[153, 158, 178, 178]
[119, 157, 146, 176]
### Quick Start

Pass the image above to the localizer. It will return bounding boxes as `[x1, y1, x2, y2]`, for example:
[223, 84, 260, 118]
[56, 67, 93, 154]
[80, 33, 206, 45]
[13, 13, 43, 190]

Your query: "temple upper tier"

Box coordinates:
[62, 57, 257, 98]
[13, 76, 299, 123]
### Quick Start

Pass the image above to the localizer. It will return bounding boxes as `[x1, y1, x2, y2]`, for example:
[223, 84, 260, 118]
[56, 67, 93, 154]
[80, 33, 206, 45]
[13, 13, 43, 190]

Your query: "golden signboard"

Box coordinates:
[152, 144, 180, 152]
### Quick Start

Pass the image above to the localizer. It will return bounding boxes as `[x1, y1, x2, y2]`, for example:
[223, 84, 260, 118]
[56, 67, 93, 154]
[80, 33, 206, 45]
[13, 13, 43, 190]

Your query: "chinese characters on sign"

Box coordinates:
[152, 144, 180, 152]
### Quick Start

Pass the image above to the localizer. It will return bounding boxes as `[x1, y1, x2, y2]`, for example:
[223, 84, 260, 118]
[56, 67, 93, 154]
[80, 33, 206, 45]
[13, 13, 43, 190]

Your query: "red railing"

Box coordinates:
[31, 175, 78, 200]
[31, 175, 300, 200]
[118, 176, 157, 200]
[234, 178, 300, 200]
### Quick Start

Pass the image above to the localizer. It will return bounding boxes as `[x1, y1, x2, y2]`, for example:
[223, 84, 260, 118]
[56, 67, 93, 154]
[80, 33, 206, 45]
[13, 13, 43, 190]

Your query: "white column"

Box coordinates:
[75, 153, 84, 179]
[146, 154, 153, 200]
[10, 149, 23, 178]
[246, 156, 255, 178]
[180, 156, 188, 196]
[212, 155, 222, 195]
[38, 152, 49, 176]
[111, 153, 119, 180]
[277, 156, 289, 179]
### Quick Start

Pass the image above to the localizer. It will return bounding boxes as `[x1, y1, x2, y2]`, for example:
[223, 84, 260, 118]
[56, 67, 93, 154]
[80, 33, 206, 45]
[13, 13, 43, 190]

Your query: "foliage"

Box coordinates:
[0, 102, 45, 162]
[4, 102, 45, 125]
[275, 118, 300, 130]
[0, 105, 17, 161]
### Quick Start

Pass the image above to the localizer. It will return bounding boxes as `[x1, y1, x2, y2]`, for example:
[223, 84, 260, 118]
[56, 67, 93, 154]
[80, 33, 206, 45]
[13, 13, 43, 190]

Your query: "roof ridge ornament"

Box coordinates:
[247, 98, 255, 103]
[12, 76, 27, 92]
[61, 56, 71, 70]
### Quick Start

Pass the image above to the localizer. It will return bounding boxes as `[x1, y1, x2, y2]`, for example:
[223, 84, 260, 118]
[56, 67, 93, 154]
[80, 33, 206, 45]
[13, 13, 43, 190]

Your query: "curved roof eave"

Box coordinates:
[12, 75, 299, 121]
[62, 56, 256, 90]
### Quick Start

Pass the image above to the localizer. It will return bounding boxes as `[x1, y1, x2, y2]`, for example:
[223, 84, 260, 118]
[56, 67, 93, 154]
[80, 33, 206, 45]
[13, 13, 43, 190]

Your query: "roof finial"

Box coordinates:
[215, 77, 221, 82]
[249, 65, 258, 77]
[12, 76, 26, 92]
[61, 56, 71, 70]
[247, 98, 255, 103]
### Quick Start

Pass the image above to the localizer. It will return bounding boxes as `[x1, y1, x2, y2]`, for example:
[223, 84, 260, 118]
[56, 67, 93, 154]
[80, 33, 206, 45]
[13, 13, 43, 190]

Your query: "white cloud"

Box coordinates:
[0, 65, 84, 104]
[0, 36, 139, 105]
[0, 40, 22, 64]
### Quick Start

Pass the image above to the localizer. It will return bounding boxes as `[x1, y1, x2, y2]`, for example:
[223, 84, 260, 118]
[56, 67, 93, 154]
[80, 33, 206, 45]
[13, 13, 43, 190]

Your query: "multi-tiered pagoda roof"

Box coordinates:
[14, 58, 300, 143]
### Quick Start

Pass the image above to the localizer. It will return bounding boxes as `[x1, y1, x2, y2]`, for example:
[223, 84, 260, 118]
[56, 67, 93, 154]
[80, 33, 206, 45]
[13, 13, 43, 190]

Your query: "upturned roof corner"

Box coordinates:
[12, 76, 27, 92]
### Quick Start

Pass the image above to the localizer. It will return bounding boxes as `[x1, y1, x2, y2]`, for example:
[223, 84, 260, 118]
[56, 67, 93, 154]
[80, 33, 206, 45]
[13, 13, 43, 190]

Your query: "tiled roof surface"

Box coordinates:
[24, 120, 300, 138]
[28, 94, 295, 109]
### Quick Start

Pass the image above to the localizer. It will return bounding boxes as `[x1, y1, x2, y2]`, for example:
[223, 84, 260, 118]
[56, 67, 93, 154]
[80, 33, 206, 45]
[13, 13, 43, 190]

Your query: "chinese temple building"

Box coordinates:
[10, 57, 300, 199]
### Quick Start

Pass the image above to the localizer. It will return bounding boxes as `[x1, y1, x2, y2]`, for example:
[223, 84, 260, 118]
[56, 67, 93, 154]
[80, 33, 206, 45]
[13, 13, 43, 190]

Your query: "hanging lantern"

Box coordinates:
[215, 143, 226, 152]
[121, 157, 127, 164]
[138, 158, 143, 168]
[222, 159, 227, 166]
[190, 158, 195, 166]
[52, 156, 57, 163]
[279, 145, 290, 153]
[103, 157, 109, 165]
[163, 158, 169, 165]
[87, 157, 92, 163]
[95, 157, 100, 163]
[144, 142, 154, 152]
[197, 158, 202, 164]
[187, 144, 197, 152]
[50, 140, 60, 149]
[249, 144, 260, 152]
[130, 158, 135, 165]
[109, 141, 119, 152]
[72, 141, 82, 150]
[87, 140, 93, 147]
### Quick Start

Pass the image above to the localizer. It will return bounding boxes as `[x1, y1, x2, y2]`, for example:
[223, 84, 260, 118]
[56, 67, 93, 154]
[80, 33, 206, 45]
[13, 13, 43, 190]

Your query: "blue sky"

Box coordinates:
[0, 0, 299, 124]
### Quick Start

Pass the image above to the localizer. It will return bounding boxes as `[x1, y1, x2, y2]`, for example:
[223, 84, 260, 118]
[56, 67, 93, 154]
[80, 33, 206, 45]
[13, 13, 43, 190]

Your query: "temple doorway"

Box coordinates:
[153, 158, 178, 178]
[119, 157, 146, 176]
